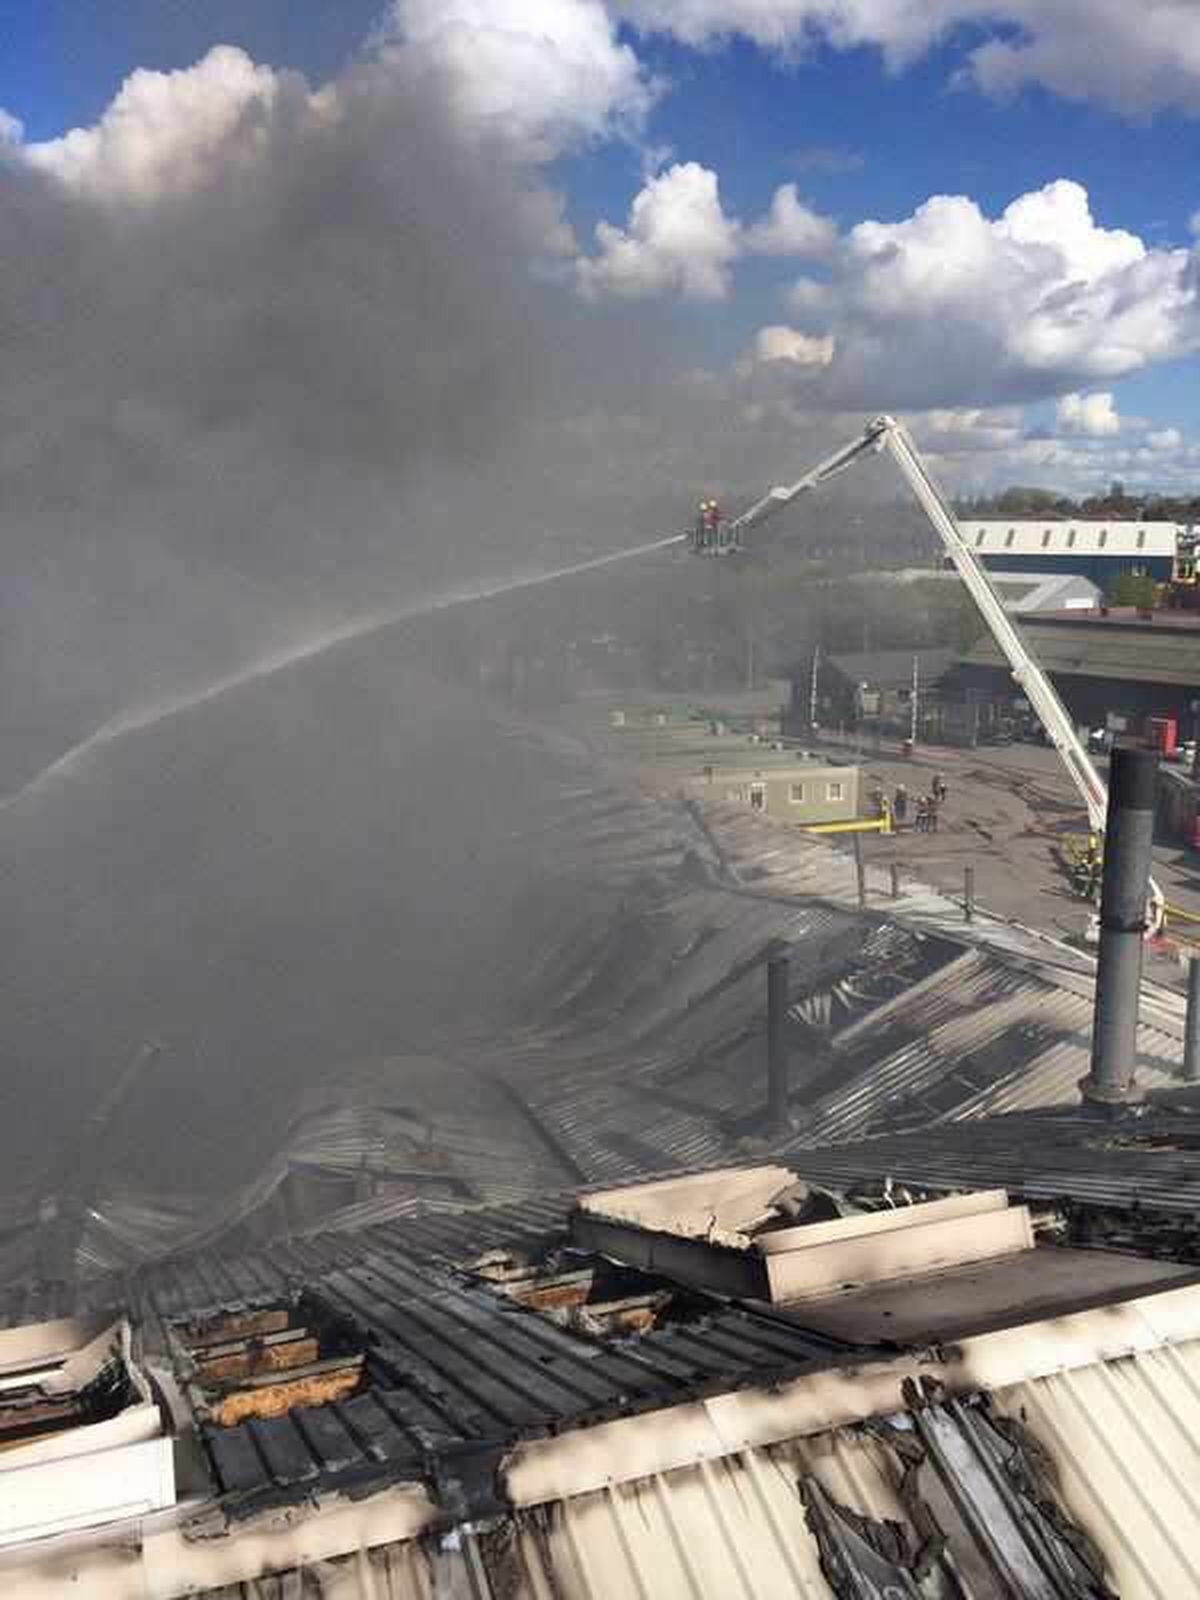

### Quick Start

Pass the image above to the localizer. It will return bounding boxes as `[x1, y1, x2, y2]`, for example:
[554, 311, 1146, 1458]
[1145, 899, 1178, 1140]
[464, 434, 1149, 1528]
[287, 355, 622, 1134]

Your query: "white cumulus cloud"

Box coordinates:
[743, 183, 837, 257]
[0, 109, 23, 146]
[750, 325, 835, 366]
[576, 171, 839, 301]
[820, 180, 1200, 406]
[27, 46, 283, 203]
[380, 0, 656, 157]
[1056, 391, 1121, 437]
[576, 161, 741, 301]
[1147, 427, 1183, 450]
[615, 1, 1200, 117]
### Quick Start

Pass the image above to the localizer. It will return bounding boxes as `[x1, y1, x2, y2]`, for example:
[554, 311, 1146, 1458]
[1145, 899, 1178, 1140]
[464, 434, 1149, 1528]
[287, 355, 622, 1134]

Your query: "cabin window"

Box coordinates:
[827, 781, 844, 802]
[789, 783, 805, 803]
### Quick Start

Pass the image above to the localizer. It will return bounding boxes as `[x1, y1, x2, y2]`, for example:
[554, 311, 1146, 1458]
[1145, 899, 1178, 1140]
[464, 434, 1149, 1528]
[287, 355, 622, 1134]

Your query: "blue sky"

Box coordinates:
[3, 0, 1200, 492]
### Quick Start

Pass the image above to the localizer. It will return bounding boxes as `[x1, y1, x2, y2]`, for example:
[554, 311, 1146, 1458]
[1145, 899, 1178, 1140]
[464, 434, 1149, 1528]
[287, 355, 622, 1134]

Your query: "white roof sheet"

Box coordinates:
[511, 1332, 1200, 1599]
[961, 520, 1179, 557]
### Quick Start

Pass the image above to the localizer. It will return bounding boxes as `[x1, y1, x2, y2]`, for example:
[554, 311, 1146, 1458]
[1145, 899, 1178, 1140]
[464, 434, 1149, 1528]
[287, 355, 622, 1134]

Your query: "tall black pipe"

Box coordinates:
[1081, 746, 1159, 1106]
[1185, 958, 1200, 1083]
[767, 953, 791, 1128]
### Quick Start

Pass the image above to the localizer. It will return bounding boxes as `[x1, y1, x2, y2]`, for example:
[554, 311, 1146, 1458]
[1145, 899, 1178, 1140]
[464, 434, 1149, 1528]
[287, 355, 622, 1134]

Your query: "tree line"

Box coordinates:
[955, 481, 1200, 523]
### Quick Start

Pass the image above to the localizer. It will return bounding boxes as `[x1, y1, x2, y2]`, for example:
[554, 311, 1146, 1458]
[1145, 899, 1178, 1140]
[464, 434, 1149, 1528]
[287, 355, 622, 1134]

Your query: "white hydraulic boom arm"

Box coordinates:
[728, 413, 1161, 926]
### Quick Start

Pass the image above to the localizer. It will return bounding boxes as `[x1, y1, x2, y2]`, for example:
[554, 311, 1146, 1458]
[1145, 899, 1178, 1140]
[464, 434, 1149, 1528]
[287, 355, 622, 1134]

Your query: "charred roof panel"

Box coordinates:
[135, 1211, 871, 1513]
[781, 1110, 1200, 1222]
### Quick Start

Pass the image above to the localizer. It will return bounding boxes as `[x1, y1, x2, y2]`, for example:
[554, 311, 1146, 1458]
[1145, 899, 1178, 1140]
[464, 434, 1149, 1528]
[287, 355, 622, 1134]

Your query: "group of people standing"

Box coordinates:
[890, 773, 948, 833]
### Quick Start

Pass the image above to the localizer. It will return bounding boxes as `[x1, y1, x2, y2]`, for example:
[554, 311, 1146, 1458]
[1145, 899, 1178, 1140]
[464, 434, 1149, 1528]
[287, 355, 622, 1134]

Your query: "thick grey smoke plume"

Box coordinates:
[1, 43, 575, 784]
[0, 27, 707, 1226]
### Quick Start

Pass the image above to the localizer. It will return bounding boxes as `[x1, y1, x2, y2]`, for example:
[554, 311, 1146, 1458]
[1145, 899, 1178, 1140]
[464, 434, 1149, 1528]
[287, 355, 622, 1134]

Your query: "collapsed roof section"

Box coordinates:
[5, 1156, 1200, 1595]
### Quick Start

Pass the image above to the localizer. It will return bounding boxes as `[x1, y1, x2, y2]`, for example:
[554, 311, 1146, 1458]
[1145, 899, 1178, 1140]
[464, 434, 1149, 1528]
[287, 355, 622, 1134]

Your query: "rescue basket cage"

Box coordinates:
[690, 500, 743, 555]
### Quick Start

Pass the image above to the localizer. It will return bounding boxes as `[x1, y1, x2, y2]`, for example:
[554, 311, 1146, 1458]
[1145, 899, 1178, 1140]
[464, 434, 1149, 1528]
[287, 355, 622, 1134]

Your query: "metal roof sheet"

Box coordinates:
[962, 612, 1200, 686]
[822, 647, 958, 688]
[507, 914, 959, 1186]
[769, 1109, 1200, 1221]
[507, 1332, 1200, 1600]
[193, 1535, 495, 1598]
[180, 1330, 1200, 1599]
[137, 1215, 864, 1516]
[960, 519, 1179, 556]
[991, 1336, 1200, 1599]
[1006, 572, 1103, 613]
[782, 947, 1182, 1151]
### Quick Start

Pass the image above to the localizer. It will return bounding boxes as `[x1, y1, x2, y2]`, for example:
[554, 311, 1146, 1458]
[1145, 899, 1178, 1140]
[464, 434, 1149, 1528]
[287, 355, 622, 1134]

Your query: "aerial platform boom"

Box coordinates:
[692, 413, 1160, 927]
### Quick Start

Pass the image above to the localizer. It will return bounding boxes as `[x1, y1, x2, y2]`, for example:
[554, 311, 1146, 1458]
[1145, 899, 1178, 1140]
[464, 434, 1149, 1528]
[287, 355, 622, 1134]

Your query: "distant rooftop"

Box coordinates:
[818, 647, 958, 688]
[961, 605, 1200, 684]
[959, 519, 1180, 557]
[1028, 604, 1200, 629]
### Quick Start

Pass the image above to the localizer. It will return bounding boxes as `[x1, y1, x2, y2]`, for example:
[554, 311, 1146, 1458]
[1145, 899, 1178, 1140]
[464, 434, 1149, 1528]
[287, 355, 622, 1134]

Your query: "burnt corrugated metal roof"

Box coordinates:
[508, 1349, 1199, 1600]
[138, 1105, 1200, 1522]
[500, 913, 962, 1186]
[782, 947, 1182, 1152]
[138, 1207, 866, 1517]
[185, 1329, 1200, 1598]
[192, 1533, 495, 1598]
[781, 1108, 1200, 1222]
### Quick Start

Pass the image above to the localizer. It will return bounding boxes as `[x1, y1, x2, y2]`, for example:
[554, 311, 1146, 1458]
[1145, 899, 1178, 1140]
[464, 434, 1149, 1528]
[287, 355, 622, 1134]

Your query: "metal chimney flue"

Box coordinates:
[1185, 958, 1200, 1083]
[767, 952, 791, 1129]
[1081, 746, 1159, 1108]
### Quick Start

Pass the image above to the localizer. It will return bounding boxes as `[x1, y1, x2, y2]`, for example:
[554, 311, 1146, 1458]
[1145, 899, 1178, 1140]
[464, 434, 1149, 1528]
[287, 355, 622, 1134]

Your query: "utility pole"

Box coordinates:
[910, 654, 920, 748]
[810, 643, 821, 731]
[853, 832, 867, 908]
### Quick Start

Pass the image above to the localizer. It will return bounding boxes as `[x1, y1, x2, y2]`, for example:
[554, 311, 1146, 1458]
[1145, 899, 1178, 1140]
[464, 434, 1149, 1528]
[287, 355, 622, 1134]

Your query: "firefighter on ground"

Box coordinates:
[893, 784, 908, 825]
[1075, 832, 1102, 900]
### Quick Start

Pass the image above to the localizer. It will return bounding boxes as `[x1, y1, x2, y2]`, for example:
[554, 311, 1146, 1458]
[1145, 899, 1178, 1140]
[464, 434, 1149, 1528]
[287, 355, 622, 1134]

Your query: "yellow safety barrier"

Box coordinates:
[800, 816, 893, 836]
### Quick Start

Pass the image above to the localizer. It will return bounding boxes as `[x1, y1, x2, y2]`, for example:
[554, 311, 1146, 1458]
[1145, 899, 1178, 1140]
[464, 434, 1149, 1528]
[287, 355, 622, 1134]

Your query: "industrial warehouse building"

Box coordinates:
[955, 519, 1180, 585]
[951, 605, 1200, 743]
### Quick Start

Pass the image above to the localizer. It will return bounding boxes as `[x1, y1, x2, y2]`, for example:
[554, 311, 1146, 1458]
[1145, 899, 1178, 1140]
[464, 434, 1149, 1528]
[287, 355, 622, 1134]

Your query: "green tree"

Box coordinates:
[1107, 572, 1156, 608]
